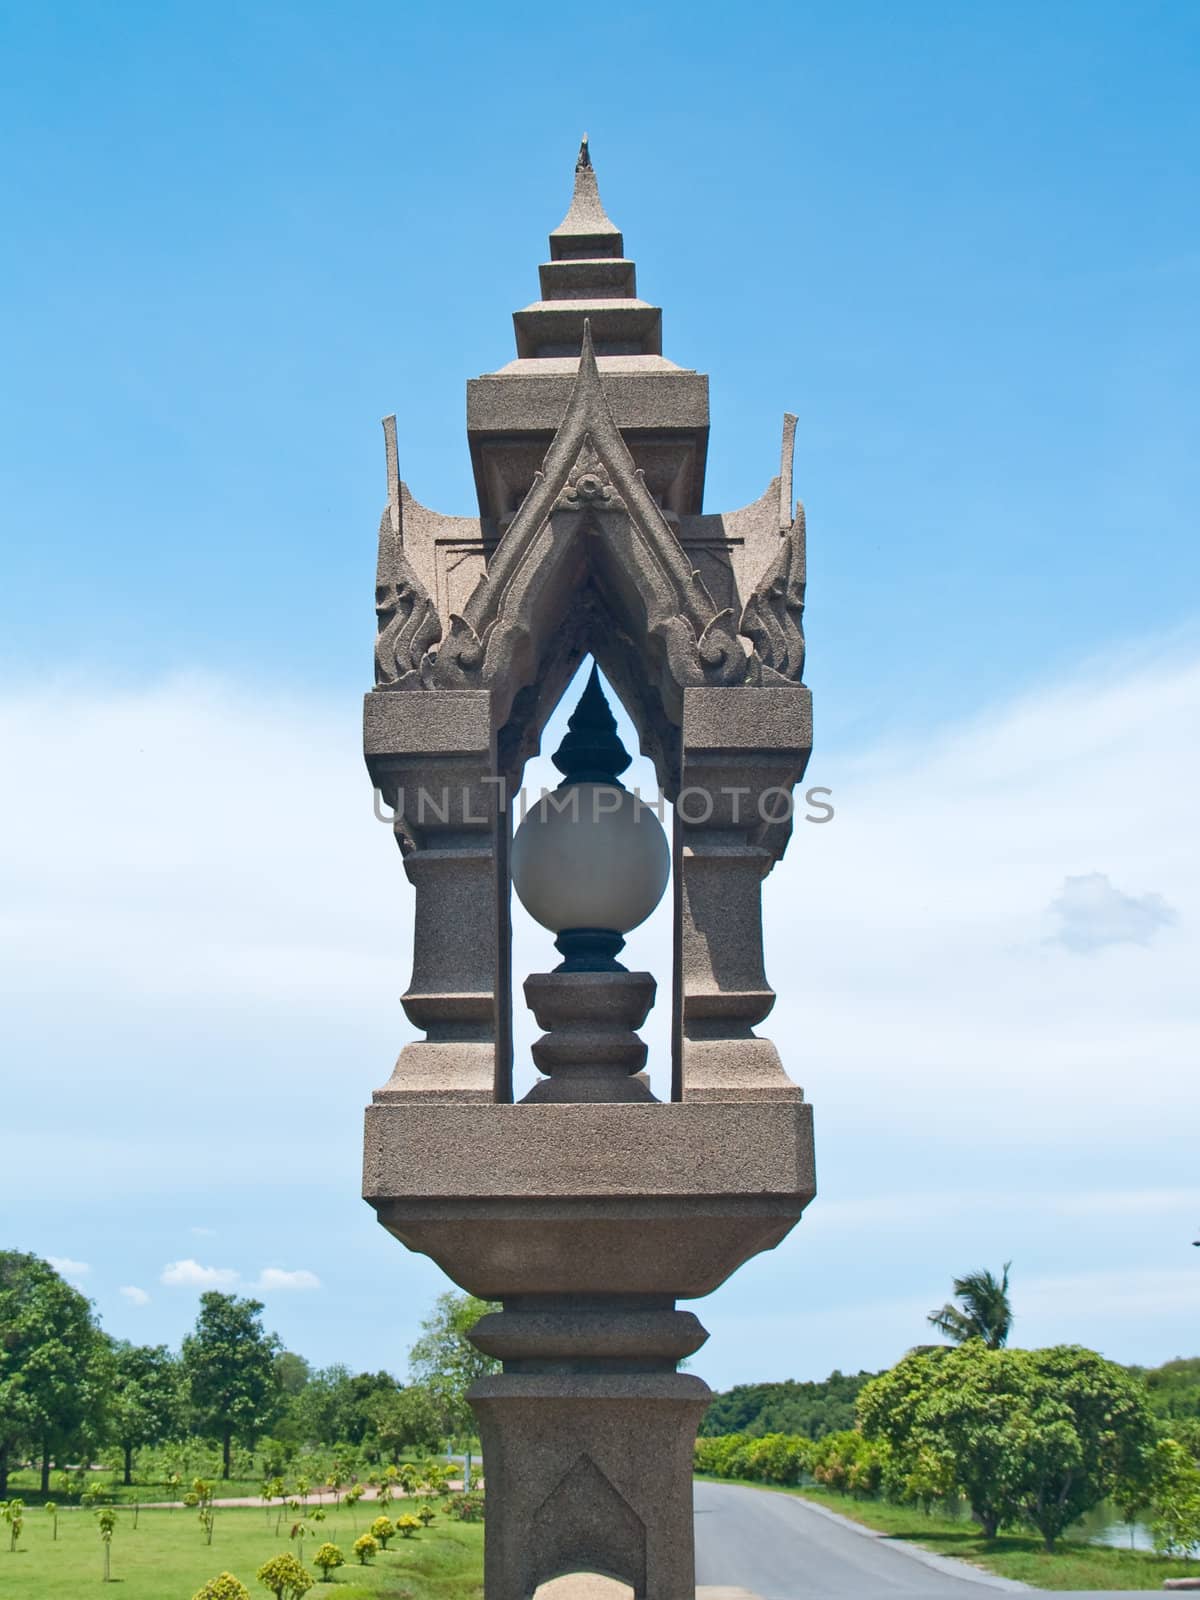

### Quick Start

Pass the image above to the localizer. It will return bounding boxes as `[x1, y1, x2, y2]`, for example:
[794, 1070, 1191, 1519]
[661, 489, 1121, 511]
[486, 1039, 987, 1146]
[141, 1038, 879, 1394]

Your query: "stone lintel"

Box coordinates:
[682, 685, 813, 755]
[467, 369, 709, 437]
[364, 1100, 813, 1200]
[363, 687, 494, 762]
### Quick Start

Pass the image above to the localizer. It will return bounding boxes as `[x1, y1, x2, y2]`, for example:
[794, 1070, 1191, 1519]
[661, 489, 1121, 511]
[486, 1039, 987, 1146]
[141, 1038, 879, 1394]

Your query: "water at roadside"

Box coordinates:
[1068, 1500, 1154, 1552]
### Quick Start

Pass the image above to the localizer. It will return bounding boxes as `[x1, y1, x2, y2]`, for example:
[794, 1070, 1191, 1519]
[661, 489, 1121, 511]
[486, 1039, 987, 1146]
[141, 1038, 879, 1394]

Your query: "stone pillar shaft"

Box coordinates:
[364, 690, 509, 1101]
[674, 687, 812, 1102]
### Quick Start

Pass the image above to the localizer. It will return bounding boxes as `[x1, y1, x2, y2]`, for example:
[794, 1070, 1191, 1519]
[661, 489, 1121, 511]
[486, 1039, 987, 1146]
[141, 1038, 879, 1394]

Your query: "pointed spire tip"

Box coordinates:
[577, 133, 591, 170]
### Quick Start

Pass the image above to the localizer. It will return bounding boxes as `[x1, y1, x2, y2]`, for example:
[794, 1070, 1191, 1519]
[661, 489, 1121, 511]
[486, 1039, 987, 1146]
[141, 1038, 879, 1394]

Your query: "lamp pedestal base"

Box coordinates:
[521, 969, 657, 1103]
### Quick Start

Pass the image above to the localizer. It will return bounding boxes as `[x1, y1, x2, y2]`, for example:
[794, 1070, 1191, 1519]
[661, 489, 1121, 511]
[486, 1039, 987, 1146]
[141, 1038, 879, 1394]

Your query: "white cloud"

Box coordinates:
[1048, 871, 1177, 953]
[254, 1268, 321, 1292]
[160, 1259, 239, 1289]
[47, 1256, 90, 1278]
[119, 1285, 150, 1306]
[191, 1226, 217, 1237]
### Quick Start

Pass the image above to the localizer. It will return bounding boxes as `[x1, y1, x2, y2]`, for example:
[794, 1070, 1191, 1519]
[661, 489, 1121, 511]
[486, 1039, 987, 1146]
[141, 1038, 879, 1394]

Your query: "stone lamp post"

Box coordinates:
[363, 138, 816, 1600]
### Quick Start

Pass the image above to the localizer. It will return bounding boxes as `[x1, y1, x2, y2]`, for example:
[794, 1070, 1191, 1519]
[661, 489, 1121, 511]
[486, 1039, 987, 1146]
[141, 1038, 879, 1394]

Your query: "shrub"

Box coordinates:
[256, 1551, 314, 1599]
[396, 1513, 421, 1538]
[446, 1491, 485, 1522]
[417, 1504, 436, 1526]
[312, 1542, 344, 1581]
[808, 1430, 885, 1498]
[370, 1514, 395, 1548]
[353, 1533, 378, 1565]
[193, 1575, 252, 1600]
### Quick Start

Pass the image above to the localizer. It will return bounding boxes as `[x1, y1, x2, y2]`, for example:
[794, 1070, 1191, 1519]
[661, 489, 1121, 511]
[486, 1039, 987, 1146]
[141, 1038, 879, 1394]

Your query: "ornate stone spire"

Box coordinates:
[514, 136, 661, 360]
[467, 138, 709, 524]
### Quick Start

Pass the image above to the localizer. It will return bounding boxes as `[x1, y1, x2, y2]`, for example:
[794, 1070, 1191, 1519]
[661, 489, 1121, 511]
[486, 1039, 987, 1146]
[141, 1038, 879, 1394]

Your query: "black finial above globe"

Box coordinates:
[552, 664, 632, 787]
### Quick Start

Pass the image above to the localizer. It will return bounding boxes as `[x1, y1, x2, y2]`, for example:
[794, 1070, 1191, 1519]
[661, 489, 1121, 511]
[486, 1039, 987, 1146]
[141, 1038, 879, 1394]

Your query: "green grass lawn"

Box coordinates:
[0, 1504, 484, 1600]
[696, 1477, 1199, 1590]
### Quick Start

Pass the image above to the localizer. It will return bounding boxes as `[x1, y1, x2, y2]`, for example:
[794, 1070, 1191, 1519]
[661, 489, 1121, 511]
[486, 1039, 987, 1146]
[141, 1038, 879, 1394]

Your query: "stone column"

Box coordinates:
[673, 686, 812, 1102]
[363, 689, 508, 1101]
[468, 1301, 710, 1600]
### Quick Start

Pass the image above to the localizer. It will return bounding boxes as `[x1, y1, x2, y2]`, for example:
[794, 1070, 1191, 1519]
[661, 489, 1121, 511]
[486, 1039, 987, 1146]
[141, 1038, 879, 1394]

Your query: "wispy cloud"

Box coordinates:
[119, 1285, 150, 1306]
[160, 1259, 239, 1289]
[48, 1256, 90, 1279]
[1048, 871, 1178, 953]
[254, 1267, 321, 1292]
[190, 1226, 217, 1237]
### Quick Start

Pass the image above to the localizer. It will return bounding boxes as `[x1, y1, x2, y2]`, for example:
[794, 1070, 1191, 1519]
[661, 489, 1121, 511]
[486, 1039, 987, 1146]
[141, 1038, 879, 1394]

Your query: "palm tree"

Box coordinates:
[927, 1262, 1013, 1348]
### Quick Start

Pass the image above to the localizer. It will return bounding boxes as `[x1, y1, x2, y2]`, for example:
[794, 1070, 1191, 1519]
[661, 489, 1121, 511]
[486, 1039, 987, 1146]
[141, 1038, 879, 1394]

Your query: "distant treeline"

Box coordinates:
[700, 1370, 877, 1439]
[701, 1355, 1200, 1446]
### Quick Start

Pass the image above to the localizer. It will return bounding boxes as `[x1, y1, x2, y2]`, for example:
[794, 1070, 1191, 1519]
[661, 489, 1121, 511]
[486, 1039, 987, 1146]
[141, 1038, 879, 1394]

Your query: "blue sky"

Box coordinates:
[2, 1, 1198, 1389]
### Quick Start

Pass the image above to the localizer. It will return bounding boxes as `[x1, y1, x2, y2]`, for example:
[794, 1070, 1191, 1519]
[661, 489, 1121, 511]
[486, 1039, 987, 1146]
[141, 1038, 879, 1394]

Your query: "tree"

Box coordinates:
[407, 1291, 499, 1484]
[193, 1575, 251, 1600]
[1150, 1438, 1200, 1557]
[109, 1341, 178, 1483]
[183, 1293, 282, 1479]
[370, 1384, 443, 1460]
[859, 1341, 1157, 1547]
[96, 1505, 117, 1583]
[352, 1533, 377, 1564]
[1013, 1345, 1156, 1550]
[860, 1344, 1025, 1537]
[312, 1541, 344, 1581]
[256, 1551, 313, 1598]
[927, 1263, 1013, 1349]
[0, 1252, 108, 1494]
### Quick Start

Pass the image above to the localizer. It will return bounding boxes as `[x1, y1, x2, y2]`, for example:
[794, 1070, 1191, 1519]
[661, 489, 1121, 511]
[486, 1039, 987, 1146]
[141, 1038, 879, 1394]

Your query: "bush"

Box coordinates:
[446, 1491, 485, 1522]
[808, 1430, 885, 1498]
[396, 1513, 421, 1538]
[256, 1551, 314, 1599]
[312, 1542, 344, 1581]
[694, 1432, 812, 1485]
[352, 1533, 378, 1565]
[193, 1575, 252, 1600]
[370, 1514, 395, 1548]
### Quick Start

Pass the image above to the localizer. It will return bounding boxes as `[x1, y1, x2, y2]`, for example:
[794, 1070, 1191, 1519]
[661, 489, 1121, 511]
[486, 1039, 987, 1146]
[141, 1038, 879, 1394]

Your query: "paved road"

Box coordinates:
[693, 1481, 1153, 1600]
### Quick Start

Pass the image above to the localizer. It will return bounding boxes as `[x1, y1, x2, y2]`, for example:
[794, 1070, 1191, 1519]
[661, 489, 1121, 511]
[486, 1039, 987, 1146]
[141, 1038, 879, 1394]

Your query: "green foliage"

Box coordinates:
[858, 1341, 1157, 1548]
[352, 1532, 378, 1564]
[396, 1512, 421, 1537]
[311, 1540, 343, 1580]
[808, 1431, 887, 1498]
[370, 1513, 395, 1548]
[445, 1491, 485, 1522]
[183, 1294, 282, 1479]
[109, 1341, 179, 1482]
[3, 1496, 25, 1551]
[0, 1252, 109, 1491]
[407, 1291, 499, 1445]
[700, 1370, 873, 1440]
[1150, 1438, 1200, 1557]
[372, 1383, 444, 1459]
[193, 1574, 252, 1600]
[44, 1500, 58, 1541]
[694, 1432, 811, 1485]
[255, 1550, 313, 1599]
[927, 1263, 1013, 1349]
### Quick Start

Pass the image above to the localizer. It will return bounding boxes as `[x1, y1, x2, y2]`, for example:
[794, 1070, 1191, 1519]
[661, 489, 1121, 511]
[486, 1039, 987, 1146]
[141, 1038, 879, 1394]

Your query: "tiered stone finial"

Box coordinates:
[514, 137, 661, 360]
[467, 138, 710, 527]
[551, 663, 631, 787]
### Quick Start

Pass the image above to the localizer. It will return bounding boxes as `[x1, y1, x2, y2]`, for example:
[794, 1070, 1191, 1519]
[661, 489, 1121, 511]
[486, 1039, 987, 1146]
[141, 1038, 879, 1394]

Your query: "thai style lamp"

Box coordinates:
[512, 665, 669, 1103]
[362, 139, 816, 1600]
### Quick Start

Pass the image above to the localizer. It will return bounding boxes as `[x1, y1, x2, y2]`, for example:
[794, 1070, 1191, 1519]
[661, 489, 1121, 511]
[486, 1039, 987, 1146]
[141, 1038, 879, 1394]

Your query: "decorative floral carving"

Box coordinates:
[739, 507, 806, 681]
[558, 437, 618, 509]
[373, 510, 442, 688]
